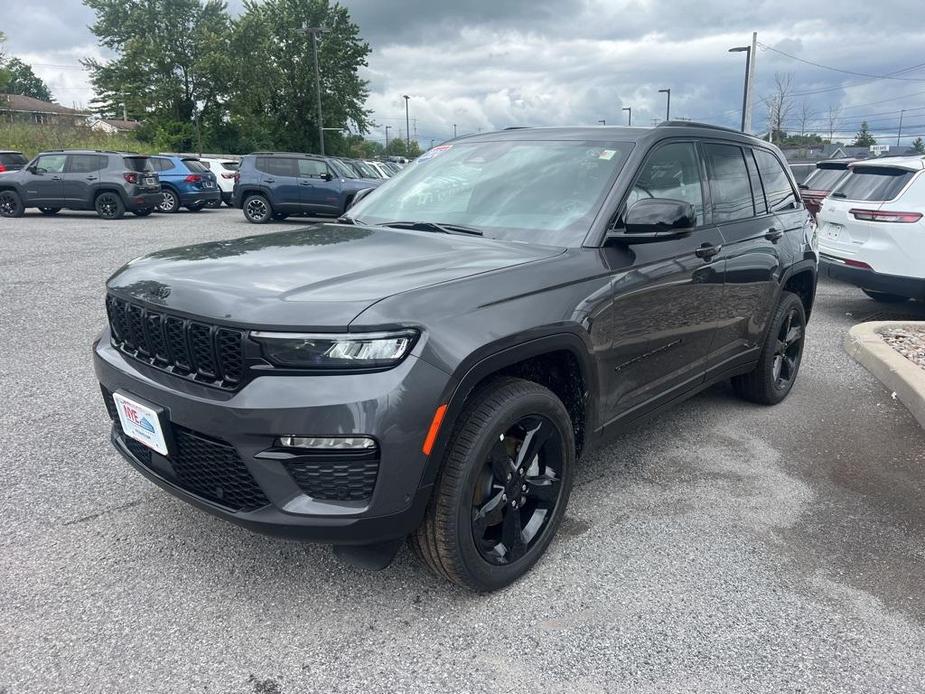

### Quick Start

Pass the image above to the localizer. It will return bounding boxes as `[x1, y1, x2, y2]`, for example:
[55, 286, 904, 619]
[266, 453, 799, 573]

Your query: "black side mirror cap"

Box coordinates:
[610, 198, 696, 243]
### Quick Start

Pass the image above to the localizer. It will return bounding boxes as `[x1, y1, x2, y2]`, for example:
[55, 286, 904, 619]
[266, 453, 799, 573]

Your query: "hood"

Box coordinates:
[108, 223, 564, 329]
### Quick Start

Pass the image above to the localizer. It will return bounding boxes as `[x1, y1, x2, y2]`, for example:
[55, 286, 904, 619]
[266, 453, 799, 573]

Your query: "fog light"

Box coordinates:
[278, 435, 376, 449]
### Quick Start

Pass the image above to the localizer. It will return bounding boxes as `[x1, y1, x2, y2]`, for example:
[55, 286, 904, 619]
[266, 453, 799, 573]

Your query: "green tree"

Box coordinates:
[4, 58, 53, 101]
[228, 0, 372, 153]
[852, 121, 876, 147]
[82, 0, 232, 151]
[912, 137, 925, 154]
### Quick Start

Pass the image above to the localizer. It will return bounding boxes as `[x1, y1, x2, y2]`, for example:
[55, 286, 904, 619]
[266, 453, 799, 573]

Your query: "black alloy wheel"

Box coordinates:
[771, 306, 804, 391]
[243, 194, 272, 224]
[95, 192, 125, 220]
[0, 190, 24, 218]
[472, 415, 565, 565]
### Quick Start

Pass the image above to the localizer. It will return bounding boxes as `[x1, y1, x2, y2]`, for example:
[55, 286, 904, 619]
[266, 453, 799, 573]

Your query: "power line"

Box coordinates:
[758, 43, 925, 83]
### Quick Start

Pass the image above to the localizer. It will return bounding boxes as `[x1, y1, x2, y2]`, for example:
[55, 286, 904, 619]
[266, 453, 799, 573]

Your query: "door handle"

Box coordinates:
[695, 243, 722, 260]
[51, 175, 63, 181]
[264, 178, 275, 183]
[765, 227, 783, 242]
[299, 181, 312, 186]
[85, 175, 98, 181]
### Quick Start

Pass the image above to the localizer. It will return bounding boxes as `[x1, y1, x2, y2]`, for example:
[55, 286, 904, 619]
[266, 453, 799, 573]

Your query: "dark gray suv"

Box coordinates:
[0, 150, 162, 219]
[94, 123, 817, 591]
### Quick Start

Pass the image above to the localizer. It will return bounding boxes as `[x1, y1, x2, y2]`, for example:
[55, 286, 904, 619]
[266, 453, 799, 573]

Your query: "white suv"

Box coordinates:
[197, 157, 240, 207]
[817, 155, 925, 303]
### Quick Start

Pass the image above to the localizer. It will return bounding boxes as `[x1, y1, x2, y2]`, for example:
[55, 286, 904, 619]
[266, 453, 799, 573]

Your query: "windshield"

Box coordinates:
[349, 140, 634, 246]
[803, 166, 848, 190]
[330, 159, 357, 179]
[354, 160, 379, 178]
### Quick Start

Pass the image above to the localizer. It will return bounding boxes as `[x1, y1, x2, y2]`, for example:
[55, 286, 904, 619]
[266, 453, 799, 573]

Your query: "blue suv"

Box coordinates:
[232, 152, 381, 223]
[149, 155, 220, 213]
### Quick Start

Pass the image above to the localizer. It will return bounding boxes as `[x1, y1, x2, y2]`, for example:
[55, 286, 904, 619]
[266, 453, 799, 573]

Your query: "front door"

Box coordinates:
[298, 158, 340, 214]
[22, 153, 67, 206]
[601, 140, 726, 423]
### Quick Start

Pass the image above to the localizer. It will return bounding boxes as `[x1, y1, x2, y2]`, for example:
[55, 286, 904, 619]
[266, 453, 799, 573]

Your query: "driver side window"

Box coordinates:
[623, 142, 704, 226]
[34, 154, 67, 174]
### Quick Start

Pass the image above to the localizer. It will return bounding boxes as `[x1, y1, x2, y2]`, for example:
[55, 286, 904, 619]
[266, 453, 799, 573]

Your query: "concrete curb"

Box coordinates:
[845, 321, 925, 429]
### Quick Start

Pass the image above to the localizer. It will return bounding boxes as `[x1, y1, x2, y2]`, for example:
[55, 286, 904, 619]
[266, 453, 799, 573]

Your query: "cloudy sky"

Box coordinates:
[3, 0, 925, 146]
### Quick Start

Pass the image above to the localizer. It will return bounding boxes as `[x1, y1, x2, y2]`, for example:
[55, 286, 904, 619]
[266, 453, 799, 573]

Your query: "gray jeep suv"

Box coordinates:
[94, 123, 817, 591]
[0, 150, 162, 219]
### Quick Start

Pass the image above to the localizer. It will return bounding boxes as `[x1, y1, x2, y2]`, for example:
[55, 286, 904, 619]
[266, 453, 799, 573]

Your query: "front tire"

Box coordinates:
[243, 194, 272, 224]
[411, 377, 575, 592]
[156, 189, 180, 213]
[39, 207, 61, 216]
[0, 190, 25, 218]
[732, 291, 806, 405]
[862, 289, 909, 304]
[95, 192, 125, 220]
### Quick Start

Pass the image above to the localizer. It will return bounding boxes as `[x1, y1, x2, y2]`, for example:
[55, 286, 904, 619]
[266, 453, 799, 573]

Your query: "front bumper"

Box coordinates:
[94, 333, 448, 543]
[820, 255, 925, 299]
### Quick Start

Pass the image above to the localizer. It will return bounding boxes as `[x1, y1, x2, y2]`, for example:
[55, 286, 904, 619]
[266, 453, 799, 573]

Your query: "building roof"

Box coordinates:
[0, 93, 88, 115]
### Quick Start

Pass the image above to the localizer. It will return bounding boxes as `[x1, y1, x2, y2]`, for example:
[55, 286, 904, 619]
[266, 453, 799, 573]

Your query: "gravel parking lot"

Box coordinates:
[2, 208, 924, 693]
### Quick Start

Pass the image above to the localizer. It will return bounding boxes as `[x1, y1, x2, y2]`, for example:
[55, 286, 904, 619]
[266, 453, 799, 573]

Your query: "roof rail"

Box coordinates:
[656, 120, 744, 135]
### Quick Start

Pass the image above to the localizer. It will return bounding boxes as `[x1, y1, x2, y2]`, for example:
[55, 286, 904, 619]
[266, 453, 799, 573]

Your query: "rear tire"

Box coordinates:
[94, 192, 125, 220]
[157, 189, 180, 213]
[243, 194, 272, 224]
[0, 190, 24, 218]
[862, 289, 909, 304]
[732, 291, 806, 405]
[410, 377, 575, 592]
[39, 207, 61, 215]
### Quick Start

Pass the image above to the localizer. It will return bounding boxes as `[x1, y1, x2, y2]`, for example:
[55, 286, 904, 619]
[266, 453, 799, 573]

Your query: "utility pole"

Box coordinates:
[385, 125, 391, 151]
[658, 88, 671, 121]
[745, 32, 757, 133]
[453, 123, 457, 138]
[403, 95, 410, 151]
[622, 107, 632, 126]
[897, 109, 906, 146]
[301, 25, 326, 155]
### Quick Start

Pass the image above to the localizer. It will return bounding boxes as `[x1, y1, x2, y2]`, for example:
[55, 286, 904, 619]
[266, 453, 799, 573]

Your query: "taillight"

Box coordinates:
[849, 208, 923, 223]
[184, 174, 202, 183]
[123, 172, 138, 184]
[0, 163, 6, 172]
[221, 172, 236, 179]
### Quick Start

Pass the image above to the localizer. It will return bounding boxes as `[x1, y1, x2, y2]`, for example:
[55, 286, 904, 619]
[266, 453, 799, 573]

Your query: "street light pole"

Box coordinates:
[402, 95, 410, 151]
[622, 107, 632, 126]
[301, 25, 326, 155]
[658, 89, 671, 121]
[453, 123, 457, 138]
[897, 109, 906, 146]
[729, 44, 751, 132]
[385, 125, 391, 152]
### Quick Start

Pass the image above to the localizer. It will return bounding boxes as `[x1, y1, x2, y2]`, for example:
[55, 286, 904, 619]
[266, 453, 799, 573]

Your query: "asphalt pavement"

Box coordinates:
[1, 207, 924, 693]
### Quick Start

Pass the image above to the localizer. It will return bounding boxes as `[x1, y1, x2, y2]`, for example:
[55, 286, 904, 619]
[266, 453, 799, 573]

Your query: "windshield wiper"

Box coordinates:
[377, 220, 483, 236]
[830, 191, 847, 198]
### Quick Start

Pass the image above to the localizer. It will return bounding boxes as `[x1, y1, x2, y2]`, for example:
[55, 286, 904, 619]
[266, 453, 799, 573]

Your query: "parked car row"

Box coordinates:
[815, 155, 925, 303]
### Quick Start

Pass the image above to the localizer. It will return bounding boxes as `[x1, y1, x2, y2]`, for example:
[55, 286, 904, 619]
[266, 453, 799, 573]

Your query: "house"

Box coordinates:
[0, 93, 89, 125]
[90, 118, 143, 134]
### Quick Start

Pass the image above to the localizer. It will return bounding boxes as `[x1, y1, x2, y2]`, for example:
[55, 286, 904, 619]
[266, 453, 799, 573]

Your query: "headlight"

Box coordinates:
[250, 330, 418, 369]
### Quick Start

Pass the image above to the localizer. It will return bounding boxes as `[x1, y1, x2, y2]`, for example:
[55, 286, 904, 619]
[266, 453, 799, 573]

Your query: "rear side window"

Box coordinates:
[753, 149, 798, 211]
[0, 152, 26, 166]
[123, 157, 154, 172]
[183, 159, 209, 173]
[65, 154, 106, 173]
[151, 158, 174, 172]
[803, 165, 849, 190]
[832, 167, 915, 202]
[256, 157, 299, 177]
[624, 142, 705, 226]
[702, 143, 755, 223]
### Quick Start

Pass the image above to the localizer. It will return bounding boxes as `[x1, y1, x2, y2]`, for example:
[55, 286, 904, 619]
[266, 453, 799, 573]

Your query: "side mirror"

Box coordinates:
[612, 198, 696, 243]
[321, 171, 334, 182]
[30, 166, 45, 175]
[349, 187, 375, 208]
[797, 182, 808, 190]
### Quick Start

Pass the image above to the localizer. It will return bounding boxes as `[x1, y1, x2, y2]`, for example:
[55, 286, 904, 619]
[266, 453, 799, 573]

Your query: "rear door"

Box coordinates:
[22, 153, 67, 205]
[257, 157, 300, 211]
[701, 142, 784, 370]
[61, 153, 105, 206]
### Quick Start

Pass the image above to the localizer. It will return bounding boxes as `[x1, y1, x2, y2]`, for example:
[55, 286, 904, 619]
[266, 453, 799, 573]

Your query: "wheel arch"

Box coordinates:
[419, 331, 599, 489]
[780, 260, 817, 322]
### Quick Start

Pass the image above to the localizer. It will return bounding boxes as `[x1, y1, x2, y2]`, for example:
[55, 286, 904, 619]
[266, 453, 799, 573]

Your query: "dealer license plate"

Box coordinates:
[113, 392, 168, 455]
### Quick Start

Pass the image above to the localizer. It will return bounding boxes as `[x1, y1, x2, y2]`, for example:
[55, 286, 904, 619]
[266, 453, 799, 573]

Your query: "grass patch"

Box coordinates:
[0, 123, 154, 158]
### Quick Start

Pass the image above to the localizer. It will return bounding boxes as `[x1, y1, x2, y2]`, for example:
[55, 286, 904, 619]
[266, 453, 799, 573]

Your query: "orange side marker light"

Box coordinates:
[422, 404, 448, 456]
